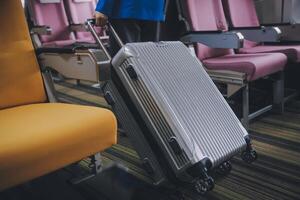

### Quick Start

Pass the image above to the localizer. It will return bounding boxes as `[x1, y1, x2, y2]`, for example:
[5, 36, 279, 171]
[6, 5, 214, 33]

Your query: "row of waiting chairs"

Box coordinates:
[27, 0, 103, 48]
[26, 0, 111, 83]
[177, 0, 300, 128]
[223, 0, 300, 61]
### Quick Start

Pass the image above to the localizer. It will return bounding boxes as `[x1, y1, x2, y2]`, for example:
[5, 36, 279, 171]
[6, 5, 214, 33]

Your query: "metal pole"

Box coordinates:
[242, 84, 249, 130]
[107, 23, 124, 48]
[86, 20, 112, 61]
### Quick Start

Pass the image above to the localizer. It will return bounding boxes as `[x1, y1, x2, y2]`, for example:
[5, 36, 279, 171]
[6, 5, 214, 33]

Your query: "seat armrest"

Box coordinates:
[261, 23, 300, 42]
[180, 31, 244, 49]
[260, 23, 292, 26]
[230, 26, 281, 42]
[35, 43, 101, 55]
[40, 66, 57, 103]
[38, 49, 111, 82]
[277, 24, 300, 42]
[70, 23, 88, 32]
[36, 47, 76, 55]
[31, 25, 52, 35]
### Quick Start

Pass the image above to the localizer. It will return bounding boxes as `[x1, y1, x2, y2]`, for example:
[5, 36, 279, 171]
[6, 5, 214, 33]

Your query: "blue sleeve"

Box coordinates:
[95, 0, 115, 17]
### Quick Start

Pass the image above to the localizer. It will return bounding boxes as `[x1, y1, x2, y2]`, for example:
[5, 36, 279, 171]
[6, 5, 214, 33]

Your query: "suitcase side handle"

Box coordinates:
[85, 19, 124, 61]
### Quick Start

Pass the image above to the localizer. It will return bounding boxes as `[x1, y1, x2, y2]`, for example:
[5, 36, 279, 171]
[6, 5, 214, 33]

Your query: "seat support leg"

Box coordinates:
[241, 84, 249, 130]
[68, 153, 103, 185]
[41, 68, 57, 103]
[90, 153, 103, 174]
[273, 71, 285, 113]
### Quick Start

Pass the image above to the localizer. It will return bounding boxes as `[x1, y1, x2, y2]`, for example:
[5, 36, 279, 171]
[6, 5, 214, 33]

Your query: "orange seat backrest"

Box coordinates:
[0, 0, 47, 109]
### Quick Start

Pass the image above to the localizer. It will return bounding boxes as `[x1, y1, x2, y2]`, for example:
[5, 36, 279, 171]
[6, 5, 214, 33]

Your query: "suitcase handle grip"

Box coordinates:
[86, 19, 124, 61]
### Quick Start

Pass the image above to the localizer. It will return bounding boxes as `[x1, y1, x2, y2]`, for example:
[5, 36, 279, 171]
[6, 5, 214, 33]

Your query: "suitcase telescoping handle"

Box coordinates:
[86, 19, 124, 61]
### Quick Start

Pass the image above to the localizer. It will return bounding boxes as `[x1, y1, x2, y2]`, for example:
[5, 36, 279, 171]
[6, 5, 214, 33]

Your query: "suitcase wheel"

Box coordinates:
[194, 176, 214, 195]
[242, 136, 258, 164]
[216, 161, 232, 175]
[241, 149, 258, 164]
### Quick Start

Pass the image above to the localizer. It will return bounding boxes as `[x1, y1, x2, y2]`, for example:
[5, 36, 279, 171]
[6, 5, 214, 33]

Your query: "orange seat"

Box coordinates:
[0, 0, 117, 191]
[0, 103, 117, 190]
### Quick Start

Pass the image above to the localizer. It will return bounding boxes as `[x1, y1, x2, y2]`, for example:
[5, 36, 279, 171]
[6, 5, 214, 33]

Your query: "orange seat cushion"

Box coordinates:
[0, 103, 117, 190]
[0, 0, 47, 109]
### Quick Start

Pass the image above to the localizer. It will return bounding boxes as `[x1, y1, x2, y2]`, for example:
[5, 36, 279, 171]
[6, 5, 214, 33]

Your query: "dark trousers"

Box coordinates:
[109, 19, 160, 56]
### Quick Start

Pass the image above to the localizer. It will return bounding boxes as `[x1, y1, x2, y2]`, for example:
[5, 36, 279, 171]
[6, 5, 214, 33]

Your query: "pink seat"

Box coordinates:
[43, 39, 76, 47]
[28, 0, 76, 47]
[222, 0, 300, 62]
[203, 53, 286, 81]
[64, 0, 105, 43]
[185, 0, 287, 81]
[239, 45, 300, 63]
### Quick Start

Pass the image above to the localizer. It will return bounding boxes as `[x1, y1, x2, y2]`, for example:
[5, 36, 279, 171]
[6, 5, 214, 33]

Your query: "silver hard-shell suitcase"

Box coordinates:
[86, 21, 257, 194]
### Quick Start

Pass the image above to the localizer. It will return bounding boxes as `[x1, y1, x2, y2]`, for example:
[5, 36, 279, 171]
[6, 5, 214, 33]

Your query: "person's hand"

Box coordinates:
[94, 12, 108, 27]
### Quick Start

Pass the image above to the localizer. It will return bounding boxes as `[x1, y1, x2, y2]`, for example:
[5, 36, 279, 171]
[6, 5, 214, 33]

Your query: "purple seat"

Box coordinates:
[203, 53, 287, 81]
[185, 0, 287, 81]
[223, 0, 300, 62]
[64, 0, 105, 43]
[28, 0, 76, 47]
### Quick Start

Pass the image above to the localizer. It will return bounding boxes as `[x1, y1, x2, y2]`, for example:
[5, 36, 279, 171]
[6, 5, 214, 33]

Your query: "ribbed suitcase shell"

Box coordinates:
[103, 82, 167, 185]
[111, 41, 248, 175]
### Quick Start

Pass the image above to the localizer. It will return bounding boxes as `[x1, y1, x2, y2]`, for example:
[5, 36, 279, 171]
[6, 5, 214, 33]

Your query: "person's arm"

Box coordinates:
[95, 0, 115, 26]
